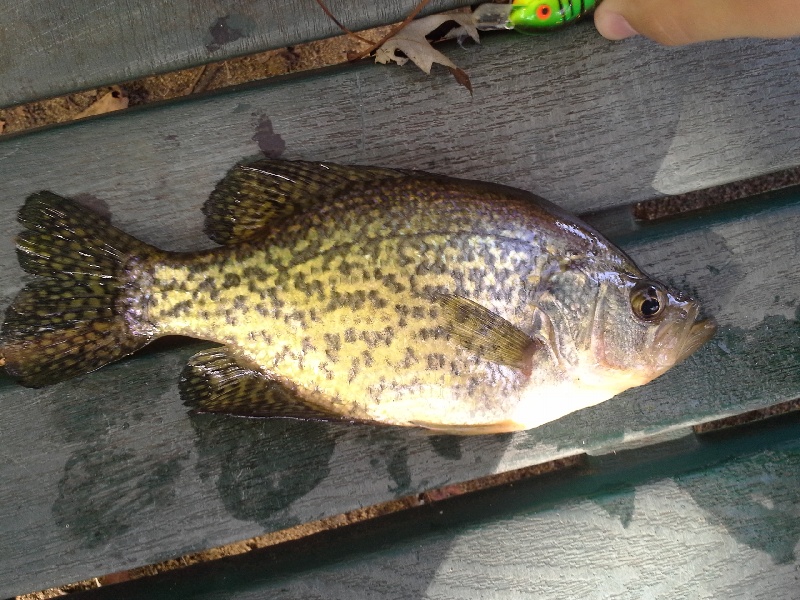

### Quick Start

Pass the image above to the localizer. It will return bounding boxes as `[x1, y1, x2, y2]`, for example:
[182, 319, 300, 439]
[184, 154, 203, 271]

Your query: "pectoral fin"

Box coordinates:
[434, 294, 542, 376]
[180, 347, 340, 421]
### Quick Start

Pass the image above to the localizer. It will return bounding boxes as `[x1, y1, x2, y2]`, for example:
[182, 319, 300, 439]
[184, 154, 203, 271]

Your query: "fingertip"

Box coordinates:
[594, 9, 640, 41]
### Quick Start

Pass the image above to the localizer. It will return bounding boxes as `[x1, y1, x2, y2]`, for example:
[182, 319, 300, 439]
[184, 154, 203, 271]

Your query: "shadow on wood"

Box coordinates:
[67, 407, 800, 599]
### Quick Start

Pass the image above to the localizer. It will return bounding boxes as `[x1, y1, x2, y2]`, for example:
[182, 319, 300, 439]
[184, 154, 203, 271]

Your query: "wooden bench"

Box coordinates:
[1, 1, 798, 596]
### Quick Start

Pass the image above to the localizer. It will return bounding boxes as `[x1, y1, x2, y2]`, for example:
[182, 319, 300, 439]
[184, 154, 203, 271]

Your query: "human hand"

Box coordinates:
[594, 0, 800, 45]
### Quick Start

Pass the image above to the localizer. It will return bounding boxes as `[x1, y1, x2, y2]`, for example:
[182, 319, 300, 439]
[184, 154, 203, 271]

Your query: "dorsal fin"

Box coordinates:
[202, 160, 412, 245]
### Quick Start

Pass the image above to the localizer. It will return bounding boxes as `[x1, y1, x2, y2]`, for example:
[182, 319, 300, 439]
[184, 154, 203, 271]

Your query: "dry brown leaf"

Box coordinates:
[75, 87, 129, 118]
[448, 66, 473, 94]
[375, 13, 479, 90]
[0, 120, 5, 134]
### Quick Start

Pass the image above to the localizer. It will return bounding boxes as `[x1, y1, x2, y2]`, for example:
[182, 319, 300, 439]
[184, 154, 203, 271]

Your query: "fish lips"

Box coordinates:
[678, 317, 717, 364]
[653, 303, 717, 371]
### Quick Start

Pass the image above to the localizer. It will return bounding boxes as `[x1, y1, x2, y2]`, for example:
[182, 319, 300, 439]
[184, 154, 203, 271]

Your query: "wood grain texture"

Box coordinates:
[0, 27, 799, 598]
[1, 188, 798, 596]
[0, 29, 797, 217]
[0, 0, 473, 108]
[63, 412, 800, 599]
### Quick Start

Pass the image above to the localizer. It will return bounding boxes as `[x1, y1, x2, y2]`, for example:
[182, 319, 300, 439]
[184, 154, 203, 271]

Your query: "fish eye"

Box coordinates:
[630, 282, 666, 321]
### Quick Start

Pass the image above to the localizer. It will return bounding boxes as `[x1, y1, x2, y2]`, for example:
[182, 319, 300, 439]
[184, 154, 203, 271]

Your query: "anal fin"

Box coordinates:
[180, 347, 339, 421]
[410, 420, 525, 435]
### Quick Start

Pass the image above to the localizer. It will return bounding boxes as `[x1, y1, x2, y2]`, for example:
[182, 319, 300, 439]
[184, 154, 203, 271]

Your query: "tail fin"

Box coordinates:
[1, 192, 160, 387]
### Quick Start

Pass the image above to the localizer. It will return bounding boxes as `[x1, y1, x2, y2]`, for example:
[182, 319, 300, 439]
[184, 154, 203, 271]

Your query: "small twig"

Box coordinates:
[191, 63, 225, 94]
[347, 0, 433, 62]
[314, 0, 375, 44]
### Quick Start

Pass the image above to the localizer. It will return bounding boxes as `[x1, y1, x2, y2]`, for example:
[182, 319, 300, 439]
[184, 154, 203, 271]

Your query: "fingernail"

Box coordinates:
[596, 12, 639, 40]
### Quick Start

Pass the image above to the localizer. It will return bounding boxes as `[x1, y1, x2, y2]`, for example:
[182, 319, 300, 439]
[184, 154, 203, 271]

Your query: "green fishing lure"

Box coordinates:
[473, 0, 599, 34]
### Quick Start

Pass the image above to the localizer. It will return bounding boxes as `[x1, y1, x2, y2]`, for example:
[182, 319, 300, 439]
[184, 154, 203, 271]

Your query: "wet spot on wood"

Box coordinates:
[72, 194, 111, 221]
[592, 486, 636, 527]
[428, 435, 463, 460]
[386, 446, 411, 494]
[206, 14, 255, 53]
[52, 447, 186, 548]
[191, 415, 337, 527]
[252, 115, 286, 158]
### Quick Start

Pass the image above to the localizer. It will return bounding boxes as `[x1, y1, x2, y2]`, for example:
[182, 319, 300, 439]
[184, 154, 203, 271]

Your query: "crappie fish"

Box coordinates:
[0, 160, 715, 434]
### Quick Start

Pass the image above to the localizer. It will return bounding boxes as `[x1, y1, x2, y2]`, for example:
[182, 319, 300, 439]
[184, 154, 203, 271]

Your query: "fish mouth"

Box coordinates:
[676, 317, 717, 364]
[652, 303, 717, 372]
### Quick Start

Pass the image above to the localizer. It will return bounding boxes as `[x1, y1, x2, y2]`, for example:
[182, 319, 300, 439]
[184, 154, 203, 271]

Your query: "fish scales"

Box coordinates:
[1, 161, 715, 434]
[148, 179, 562, 425]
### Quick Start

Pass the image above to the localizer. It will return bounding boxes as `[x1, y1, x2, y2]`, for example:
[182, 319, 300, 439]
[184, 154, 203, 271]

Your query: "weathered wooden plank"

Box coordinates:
[1, 29, 799, 596]
[68, 411, 800, 599]
[1, 186, 798, 596]
[0, 30, 797, 218]
[0, 0, 473, 108]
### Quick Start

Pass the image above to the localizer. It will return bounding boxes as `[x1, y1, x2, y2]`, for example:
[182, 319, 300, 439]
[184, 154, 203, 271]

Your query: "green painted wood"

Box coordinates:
[0, 30, 797, 218]
[69, 411, 800, 599]
[0, 27, 799, 598]
[1, 186, 798, 597]
[0, 0, 473, 108]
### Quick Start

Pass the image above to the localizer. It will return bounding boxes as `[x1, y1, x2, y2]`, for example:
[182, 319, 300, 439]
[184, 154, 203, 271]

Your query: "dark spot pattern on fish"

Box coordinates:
[427, 353, 446, 370]
[166, 300, 193, 318]
[362, 350, 374, 368]
[400, 348, 419, 369]
[367, 290, 388, 310]
[324, 333, 341, 363]
[320, 361, 335, 380]
[233, 295, 248, 312]
[382, 274, 407, 293]
[364, 327, 395, 348]
[222, 273, 241, 289]
[338, 261, 355, 277]
[348, 357, 360, 383]
[6, 161, 714, 432]
[284, 310, 307, 328]
[242, 266, 268, 281]
[415, 260, 448, 277]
